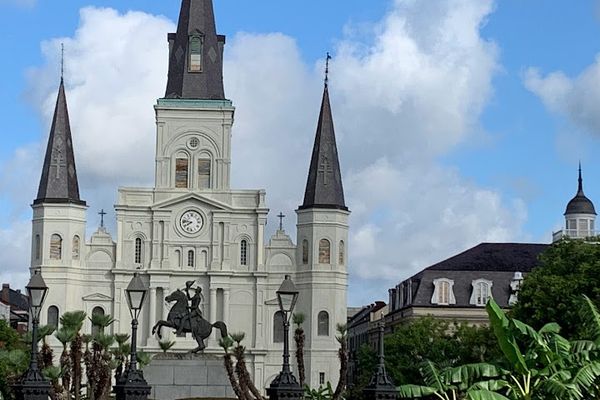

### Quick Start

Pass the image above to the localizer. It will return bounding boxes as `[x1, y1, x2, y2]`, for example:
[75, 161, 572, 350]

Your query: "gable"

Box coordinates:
[151, 192, 232, 211]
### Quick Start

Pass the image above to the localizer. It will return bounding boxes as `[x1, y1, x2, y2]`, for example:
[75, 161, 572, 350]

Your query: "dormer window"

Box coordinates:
[188, 34, 203, 72]
[431, 278, 456, 305]
[470, 279, 493, 306]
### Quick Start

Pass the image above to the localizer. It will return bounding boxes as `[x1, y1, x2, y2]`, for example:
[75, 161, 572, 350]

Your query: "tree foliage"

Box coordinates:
[384, 316, 502, 385]
[0, 320, 27, 399]
[512, 239, 600, 339]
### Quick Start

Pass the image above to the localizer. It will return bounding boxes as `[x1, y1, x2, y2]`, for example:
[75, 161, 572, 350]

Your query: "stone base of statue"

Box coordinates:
[144, 352, 236, 400]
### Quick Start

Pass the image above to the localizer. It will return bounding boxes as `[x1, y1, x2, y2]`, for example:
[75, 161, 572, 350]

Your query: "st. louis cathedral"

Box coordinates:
[31, 0, 348, 388]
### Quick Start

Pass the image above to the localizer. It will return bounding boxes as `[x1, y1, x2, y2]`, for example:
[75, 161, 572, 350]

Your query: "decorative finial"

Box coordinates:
[324, 52, 332, 88]
[99, 209, 107, 228]
[277, 212, 286, 231]
[578, 162, 584, 194]
[61, 43, 64, 80]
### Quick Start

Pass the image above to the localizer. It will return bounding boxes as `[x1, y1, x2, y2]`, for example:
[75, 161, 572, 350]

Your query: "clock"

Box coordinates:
[180, 210, 203, 234]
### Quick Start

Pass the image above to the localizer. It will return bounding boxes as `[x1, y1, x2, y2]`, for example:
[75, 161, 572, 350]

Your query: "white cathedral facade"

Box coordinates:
[30, 0, 349, 389]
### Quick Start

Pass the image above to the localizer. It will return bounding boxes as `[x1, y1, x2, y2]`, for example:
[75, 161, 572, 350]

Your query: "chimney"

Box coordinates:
[1, 284, 9, 304]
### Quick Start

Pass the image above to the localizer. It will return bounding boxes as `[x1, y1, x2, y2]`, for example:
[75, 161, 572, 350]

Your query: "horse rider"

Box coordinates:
[177, 281, 203, 336]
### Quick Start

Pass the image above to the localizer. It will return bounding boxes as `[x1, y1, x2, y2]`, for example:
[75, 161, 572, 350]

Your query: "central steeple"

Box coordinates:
[165, 0, 226, 100]
[299, 61, 347, 211]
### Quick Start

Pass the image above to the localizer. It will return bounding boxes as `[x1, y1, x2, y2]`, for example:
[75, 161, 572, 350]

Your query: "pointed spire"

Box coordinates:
[578, 161, 584, 195]
[565, 163, 595, 215]
[165, 0, 226, 100]
[299, 63, 347, 211]
[34, 79, 85, 206]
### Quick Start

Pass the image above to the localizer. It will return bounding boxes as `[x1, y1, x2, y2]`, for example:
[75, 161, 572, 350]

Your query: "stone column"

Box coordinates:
[147, 287, 157, 347]
[223, 289, 230, 324]
[209, 288, 218, 344]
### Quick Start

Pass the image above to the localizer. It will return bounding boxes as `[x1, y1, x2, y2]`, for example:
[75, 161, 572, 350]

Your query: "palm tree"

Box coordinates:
[333, 323, 348, 400]
[60, 310, 86, 400]
[293, 312, 306, 386]
[231, 332, 264, 400]
[38, 324, 56, 370]
[219, 336, 246, 400]
[55, 327, 75, 392]
[111, 334, 130, 382]
[43, 365, 69, 400]
[159, 339, 176, 354]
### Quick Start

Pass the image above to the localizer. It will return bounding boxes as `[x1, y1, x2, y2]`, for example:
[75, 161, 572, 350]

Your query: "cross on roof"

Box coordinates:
[277, 212, 286, 231]
[318, 157, 333, 186]
[98, 209, 107, 228]
[50, 151, 66, 179]
[61, 43, 64, 80]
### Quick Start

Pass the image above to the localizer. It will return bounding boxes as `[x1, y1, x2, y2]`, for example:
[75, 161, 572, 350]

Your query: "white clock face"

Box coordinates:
[180, 210, 203, 234]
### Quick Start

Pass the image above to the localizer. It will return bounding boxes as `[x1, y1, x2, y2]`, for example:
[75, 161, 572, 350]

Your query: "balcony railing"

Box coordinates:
[552, 229, 600, 243]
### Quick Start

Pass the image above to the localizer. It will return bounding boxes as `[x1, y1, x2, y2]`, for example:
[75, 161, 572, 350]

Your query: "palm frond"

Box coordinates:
[159, 340, 176, 353]
[60, 310, 87, 331]
[230, 331, 245, 344]
[55, 327, 76, 346]
[466, 389, 511, 400]
[293, 312, 306, 326]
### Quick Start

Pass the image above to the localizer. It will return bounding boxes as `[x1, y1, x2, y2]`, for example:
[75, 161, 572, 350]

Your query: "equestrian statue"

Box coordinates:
[151, 281, 228, 353]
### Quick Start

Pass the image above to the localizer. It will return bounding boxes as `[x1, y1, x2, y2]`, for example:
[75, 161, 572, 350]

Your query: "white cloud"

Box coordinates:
[2, 0, 527, 304]
[524, 57, 600, 137]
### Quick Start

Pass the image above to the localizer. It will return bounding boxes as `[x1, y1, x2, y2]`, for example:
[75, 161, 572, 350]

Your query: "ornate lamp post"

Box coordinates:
[114, 273, 151, 400]
[14, 270, 51, 400]
[362, 315, 397, 400]
[267, 275, 304, 400]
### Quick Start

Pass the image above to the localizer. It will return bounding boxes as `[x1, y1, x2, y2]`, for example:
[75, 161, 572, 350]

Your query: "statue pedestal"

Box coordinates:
[144, 353, 236, 400]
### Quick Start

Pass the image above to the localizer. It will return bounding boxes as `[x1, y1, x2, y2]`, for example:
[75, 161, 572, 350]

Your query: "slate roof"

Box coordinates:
[565, 165, 596, 215]
[393, 242, 549, 309]
[34, 79, 85, 206]
[299, 84, 347, 211]
[425, 243, 548, 272]
[165, 0, 226, 99]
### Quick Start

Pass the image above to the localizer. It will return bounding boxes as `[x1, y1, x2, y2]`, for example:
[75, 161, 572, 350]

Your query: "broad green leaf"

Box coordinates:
[396, 384, 439, 398]
[466, 389, 511, 400]
[486, 298, 528, 374]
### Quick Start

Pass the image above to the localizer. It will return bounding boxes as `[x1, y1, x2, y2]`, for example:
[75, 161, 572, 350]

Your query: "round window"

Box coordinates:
[189, 137, 199, 149]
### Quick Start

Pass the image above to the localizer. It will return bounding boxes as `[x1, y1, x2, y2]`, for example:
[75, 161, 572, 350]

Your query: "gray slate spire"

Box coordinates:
[165, 0, 226, 100]
[299, 84, 347, 211]
[565, 163, 596, 215]
[34, 79, 85, 206]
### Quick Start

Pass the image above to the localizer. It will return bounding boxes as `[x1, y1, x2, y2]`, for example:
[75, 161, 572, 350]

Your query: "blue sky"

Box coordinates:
[1, 0, 600, 306]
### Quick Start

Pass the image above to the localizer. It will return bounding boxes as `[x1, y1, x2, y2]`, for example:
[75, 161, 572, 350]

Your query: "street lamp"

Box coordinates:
[267, 275, 304, 400]
[14, 270, 51, 400]
[114, 273, 151, 400]
[362, 314, 397, 400]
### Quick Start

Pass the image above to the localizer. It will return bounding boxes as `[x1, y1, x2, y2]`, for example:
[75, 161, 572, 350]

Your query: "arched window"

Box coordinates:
[198, 159, 211, 189]
[302, 240, 309, 265]
[201, 250, 208, 269]
[318, 311, 330, 336]
[240, 240, 248, 266]
[432, 278, 456, 305]
[175, 157, 189, 188]
[35, 235, 41, 260]
[91, 307, 105, 336]
[134, 238, 143, 264]
[188, 250, 195, 268]
[188, 34, 203, 72]
[339, 240, 345, 265]
[319, 239, 330, 264]
[273, 311, 284, 343]
[72, 236, 80, 260]
[47, 306, 59, 329]
[470, 279, 493, 306]
[50, 234, 62, 260]
[175, 250, 181, 268]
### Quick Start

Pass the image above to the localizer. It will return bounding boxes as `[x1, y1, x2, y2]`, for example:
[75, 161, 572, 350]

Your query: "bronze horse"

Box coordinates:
[151, 289, 227, 353]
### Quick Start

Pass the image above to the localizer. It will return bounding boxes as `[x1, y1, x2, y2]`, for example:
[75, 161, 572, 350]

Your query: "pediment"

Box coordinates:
[82, 293, 113, 302]
[151, 192, 232, 211]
